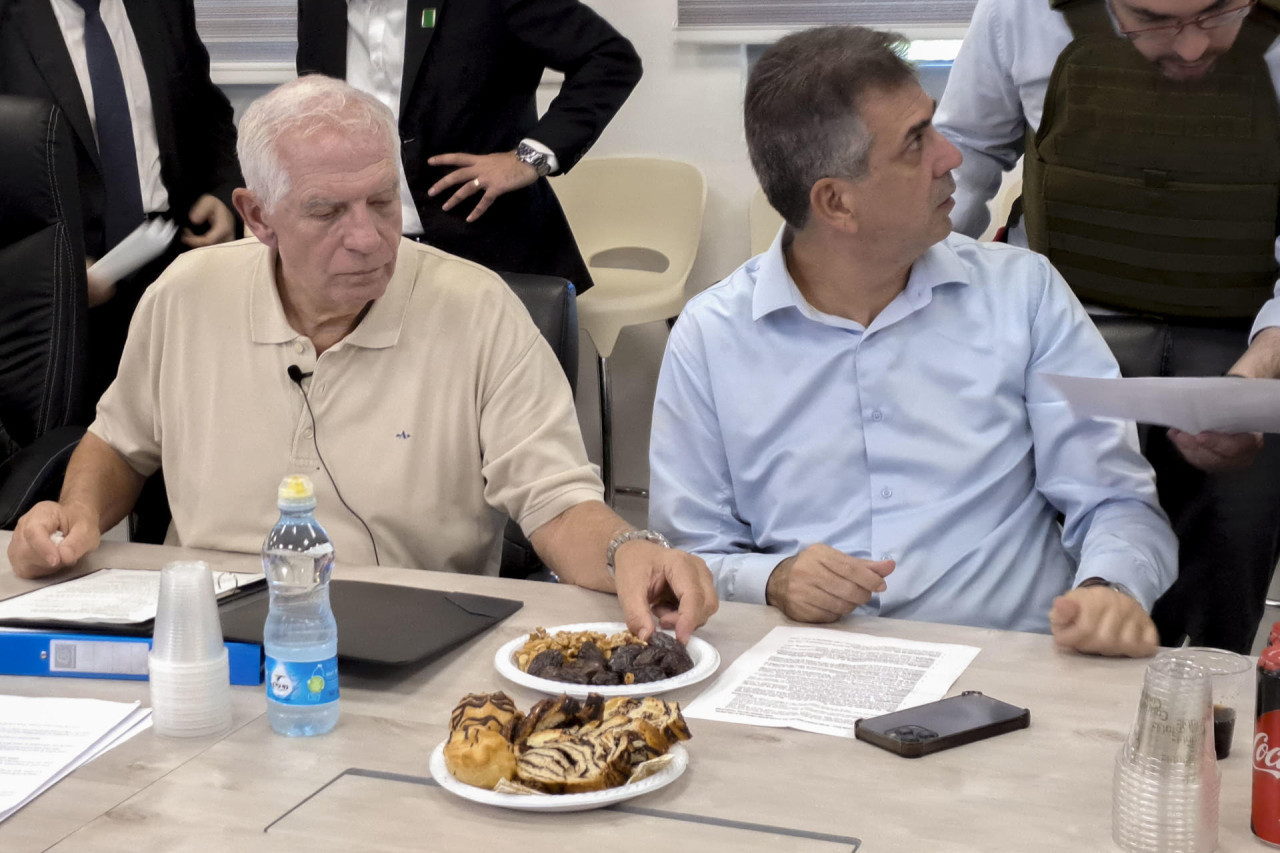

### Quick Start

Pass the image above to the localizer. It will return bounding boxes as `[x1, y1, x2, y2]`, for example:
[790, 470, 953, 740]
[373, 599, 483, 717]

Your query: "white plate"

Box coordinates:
[493, 622, 720, 698]
[429, 742, 688, 813]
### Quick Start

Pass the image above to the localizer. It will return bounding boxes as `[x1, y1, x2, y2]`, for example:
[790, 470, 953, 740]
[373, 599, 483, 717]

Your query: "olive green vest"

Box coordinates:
[1023, 0, 1280, 318]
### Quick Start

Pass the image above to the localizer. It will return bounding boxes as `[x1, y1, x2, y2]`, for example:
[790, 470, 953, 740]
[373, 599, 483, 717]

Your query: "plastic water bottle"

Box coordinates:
[261, 474, 339, 736]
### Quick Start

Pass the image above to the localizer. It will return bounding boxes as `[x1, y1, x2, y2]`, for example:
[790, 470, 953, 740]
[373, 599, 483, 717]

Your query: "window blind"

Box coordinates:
[193, 0, 297, 65]
[676, 0, 978, 28]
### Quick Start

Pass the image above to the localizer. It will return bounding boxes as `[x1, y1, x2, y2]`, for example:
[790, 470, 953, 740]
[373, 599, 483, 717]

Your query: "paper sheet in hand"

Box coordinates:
[87, 218, 177, 285]
[0, 568, 263, 627]
[683, 627, 979, 738]
[0, 695, 151, 823]
[1045, 374, 1280, 434]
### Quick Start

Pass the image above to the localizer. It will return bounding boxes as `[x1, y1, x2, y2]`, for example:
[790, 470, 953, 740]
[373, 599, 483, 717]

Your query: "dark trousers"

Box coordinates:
[1093, 315, 1280, 653]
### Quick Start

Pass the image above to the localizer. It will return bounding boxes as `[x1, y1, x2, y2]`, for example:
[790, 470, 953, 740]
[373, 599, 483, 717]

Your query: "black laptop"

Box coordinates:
[218, 580, 523, 665]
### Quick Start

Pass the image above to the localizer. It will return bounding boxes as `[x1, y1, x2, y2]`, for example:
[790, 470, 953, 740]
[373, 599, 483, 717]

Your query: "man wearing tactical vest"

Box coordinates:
[937, 0, 1280, 654]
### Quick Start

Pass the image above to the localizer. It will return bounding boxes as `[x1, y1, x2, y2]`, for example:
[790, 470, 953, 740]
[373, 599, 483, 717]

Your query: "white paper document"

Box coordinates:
[1045, 373, 1280, 434]
[87, 218, 178, 285]
[683, 627, 980, 738]
[0, 695, 151, 823]
[0, 568, 263, 625]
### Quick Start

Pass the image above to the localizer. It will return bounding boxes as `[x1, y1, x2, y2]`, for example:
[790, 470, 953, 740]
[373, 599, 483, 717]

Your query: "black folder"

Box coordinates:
[218, 580, 523, 666]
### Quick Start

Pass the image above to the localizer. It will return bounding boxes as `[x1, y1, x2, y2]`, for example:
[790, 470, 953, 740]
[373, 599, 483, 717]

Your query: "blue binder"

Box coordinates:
[0, 628, 263, 685]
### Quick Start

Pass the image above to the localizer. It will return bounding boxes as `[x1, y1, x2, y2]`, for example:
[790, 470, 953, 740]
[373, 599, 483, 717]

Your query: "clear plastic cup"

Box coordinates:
[1157, 648, 1251, 760]
[149, 561, 232, 738]
[151, 561, 224, 663]
[1113, 655, 1219, 853]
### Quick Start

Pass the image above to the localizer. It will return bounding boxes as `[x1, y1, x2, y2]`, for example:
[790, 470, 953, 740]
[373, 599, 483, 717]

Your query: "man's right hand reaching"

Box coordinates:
[765, 544, 895, 623]
[8, 501, 101, 579]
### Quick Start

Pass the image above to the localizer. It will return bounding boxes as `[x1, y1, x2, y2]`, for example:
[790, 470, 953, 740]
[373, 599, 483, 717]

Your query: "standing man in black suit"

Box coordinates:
[0, 0, 243, 403]
[296, 0, 642, 292]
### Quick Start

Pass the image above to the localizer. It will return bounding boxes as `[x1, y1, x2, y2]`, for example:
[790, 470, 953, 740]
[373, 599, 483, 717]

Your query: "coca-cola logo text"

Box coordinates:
[1254, 732, 1280, 779]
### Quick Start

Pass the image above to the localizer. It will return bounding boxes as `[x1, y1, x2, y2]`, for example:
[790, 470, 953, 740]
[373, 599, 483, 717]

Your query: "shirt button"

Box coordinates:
[302, 427, 314, 440]
[880, 487, 893, 498]
[881, 553, 894, 561]
[293, 341, 305, 354]
[871, 410, 883, 422]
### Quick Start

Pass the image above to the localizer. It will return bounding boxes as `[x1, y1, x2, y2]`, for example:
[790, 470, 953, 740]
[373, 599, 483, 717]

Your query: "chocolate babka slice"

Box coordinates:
[516, 734, 630, 794]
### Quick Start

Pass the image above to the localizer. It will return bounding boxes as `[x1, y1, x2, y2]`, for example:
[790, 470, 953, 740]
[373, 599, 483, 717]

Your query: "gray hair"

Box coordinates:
[745, 27, 915, 229]
[237, 75, 400, 212]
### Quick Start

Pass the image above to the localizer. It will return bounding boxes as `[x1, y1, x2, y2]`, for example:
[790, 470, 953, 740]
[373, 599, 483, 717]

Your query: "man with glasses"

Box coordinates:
[936, 0, 1280, 654]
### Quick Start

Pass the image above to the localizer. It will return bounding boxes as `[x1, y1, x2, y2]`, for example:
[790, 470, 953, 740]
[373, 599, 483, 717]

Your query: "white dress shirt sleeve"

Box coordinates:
[935, 0, 1029, 239]
[649, 315, 778, 605]
[1021, 258, 1179, 610]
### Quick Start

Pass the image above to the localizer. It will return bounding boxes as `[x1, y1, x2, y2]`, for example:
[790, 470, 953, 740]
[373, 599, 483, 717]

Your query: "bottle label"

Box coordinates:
[1255, 709, 1280, 842]
[265, 655, 339, 706]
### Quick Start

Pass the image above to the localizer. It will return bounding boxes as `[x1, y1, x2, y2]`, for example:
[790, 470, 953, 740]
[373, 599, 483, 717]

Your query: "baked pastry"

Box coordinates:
[516, 732, 630, 794]
[443, 725, 517, 789]
[448, 692, 523, 739]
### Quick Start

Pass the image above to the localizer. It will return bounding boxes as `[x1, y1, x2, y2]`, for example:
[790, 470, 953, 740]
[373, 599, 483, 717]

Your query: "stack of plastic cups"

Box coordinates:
[1113, 654, 1220, 853]
[148, 561, 233, 738]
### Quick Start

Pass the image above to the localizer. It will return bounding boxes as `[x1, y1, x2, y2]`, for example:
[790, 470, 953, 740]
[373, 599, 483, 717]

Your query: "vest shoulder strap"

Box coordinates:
[1051, 0, 1113, 39]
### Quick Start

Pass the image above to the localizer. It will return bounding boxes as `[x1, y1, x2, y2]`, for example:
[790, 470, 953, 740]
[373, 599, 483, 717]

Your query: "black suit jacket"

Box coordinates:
[0, 0, 242, 260]
[297, 0, 643, 292]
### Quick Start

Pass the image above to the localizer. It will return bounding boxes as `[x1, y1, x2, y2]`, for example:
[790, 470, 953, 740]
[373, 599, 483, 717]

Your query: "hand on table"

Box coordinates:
[1049, 585, 1158, 657]
[181, 194, 235, 248]
[1168, 427, 1263, 472]
[612, 540, 717, 644]
[427, 151, 539, 222]
[765, 544, 894, 623]
[7, 500, 100, 579]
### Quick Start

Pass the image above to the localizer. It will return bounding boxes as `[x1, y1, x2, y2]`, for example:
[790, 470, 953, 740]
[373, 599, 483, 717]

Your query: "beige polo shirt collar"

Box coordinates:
[248, 238, 417, 350]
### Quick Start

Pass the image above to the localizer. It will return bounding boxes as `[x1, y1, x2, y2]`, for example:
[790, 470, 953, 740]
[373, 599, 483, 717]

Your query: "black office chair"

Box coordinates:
[0, 96, 89, 528]
[495, 271, 579, 581]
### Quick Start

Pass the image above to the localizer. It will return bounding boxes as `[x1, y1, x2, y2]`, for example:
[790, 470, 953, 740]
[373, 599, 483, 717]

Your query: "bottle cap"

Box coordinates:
[1262, 644, 1280, 673]
[277, 474, 317, 510]
[1270, 620, 1280, 649]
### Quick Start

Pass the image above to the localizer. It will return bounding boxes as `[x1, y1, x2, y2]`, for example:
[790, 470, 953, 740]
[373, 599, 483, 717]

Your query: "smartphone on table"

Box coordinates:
[854, 691, 1030, 758]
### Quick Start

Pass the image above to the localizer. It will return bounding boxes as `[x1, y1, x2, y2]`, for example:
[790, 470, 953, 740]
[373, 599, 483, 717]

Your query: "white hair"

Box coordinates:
[237, 75, 400, 212]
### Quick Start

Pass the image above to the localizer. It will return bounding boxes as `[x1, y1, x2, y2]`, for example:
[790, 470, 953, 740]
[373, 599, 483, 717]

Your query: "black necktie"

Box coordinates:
[72, 0, 145, 249]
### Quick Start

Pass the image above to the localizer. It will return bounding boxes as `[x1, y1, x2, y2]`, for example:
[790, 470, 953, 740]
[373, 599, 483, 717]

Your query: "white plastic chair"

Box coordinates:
[749, 185, 785, 257]
[551, 157, 707, 504]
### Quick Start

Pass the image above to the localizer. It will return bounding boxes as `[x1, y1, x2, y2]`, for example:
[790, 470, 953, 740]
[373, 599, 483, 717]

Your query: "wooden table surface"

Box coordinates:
[0, 533, 1258, 852]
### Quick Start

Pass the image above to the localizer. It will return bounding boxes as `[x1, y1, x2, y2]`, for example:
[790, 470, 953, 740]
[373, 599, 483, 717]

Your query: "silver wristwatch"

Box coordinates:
[515, 141, 553, 178]
[605, 529, 671, 579]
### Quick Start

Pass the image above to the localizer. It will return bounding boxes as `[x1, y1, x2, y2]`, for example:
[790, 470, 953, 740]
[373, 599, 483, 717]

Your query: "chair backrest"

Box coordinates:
[551, 156, 706, 289]
[493, 271, 579, 581]
[496, 271, 579, 398]
[749, 186, 785, 257]
[0, 96, 88, 460]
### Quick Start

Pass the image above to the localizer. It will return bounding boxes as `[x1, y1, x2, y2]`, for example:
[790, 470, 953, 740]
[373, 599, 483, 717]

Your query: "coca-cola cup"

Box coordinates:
[1157, 648, 1251, 760]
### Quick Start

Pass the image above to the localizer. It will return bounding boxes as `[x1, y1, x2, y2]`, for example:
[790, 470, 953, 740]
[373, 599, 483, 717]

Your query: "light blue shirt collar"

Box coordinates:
[751, 228, 974, 331]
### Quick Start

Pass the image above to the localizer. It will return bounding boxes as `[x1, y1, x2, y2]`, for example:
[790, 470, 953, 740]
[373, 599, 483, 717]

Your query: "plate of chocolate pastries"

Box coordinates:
[493, 622, 720, 697]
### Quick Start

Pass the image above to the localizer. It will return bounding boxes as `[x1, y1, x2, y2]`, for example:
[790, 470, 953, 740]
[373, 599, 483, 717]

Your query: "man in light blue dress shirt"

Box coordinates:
[649, 26, 1178, 657]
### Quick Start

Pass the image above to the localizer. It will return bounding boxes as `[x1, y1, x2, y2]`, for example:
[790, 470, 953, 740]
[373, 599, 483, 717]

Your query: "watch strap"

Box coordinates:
[605, 529, 671, 579]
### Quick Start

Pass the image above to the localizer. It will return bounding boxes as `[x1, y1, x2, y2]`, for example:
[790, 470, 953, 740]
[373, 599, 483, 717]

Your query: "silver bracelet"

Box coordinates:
[605, 529, 671, 579]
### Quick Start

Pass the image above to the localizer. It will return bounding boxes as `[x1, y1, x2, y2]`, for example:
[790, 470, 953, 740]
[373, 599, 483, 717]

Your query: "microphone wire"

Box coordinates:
[289, 368, 380, 566]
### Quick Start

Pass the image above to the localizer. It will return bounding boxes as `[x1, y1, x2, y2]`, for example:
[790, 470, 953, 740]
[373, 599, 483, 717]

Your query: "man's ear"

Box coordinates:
[232, 188, 278, 249]
[808, 177, 859, 236]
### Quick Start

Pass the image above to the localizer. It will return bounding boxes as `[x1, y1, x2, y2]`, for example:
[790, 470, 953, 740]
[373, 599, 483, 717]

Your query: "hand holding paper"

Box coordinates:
[86, 218, 178, 288]
[1044, 374, 1280, 435]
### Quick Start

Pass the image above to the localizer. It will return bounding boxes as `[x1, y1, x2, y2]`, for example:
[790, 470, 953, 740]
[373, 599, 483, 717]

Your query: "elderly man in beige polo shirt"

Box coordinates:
[6, 75, 717, 642]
